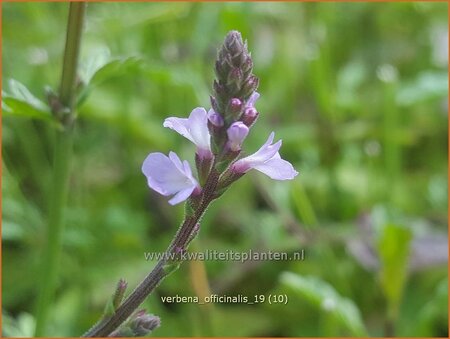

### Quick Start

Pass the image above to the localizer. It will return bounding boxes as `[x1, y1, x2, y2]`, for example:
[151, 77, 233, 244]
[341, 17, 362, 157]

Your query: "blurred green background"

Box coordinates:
[2, 2, 448, 337]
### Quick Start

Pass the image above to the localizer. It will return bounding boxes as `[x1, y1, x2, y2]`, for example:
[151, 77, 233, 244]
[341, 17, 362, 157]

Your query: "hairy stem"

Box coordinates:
[34, 3, 86, 336]
[83, 171, 220, 337]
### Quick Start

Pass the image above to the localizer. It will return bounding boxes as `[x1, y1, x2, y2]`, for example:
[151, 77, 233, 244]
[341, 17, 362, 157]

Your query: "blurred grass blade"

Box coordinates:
[291, 180, 318, 228]
[280, 272, 368, 337]
[377, 223, 412, 320]
[413, 277, 448, 335]
[396, 71, 448, 106]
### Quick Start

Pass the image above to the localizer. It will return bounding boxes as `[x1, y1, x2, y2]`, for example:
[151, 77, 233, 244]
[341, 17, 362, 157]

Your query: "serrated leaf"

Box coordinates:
[2, 79, 52, 121]
[281, 272, 368, 336]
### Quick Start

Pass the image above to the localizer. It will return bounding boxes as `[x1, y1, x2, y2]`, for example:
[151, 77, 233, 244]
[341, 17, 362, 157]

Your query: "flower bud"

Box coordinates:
[132, 311, 161, 336]
[224, 31, 244, 56]
[214, 60, 225, 81]
[207, 109, 226, 155]
[242, 56, 253, 77]
[241, 107, 259, 127]
[213, 80, 226, 99]
[213, 31, 258, 126]
[230, 98, 242, 110]
[228, 98, 243, 119]
[110, 311, 161, 337]
[231, 43, 248, 66]
[207, 109, 224, 127]
[210, 95, 220, 114]
[241, 75, 259, 99]
[227, 122, 249, 151]
[227, 68, 243, 88]
[113, 279, 128, 310]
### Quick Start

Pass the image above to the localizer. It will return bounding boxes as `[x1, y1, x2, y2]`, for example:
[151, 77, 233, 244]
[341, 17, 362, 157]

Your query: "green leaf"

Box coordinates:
[413, 277, 448, 336]
[2, 79, 52, 121]
[396, 71, 448, 106]
[91, 57, 143, 85]
[77, 53, 144, 107]
[78, 47, 112, 85]
[2, 312, 35, 337]
[280, 272, 368, 337]
[376, 223, 412, 317]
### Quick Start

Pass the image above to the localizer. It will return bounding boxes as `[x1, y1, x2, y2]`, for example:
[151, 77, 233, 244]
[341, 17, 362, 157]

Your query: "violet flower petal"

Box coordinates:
[142, 151, 198, 205]
[168, 186, 196, 205]
[246, 92, 260, 108]
[163, 107, 211, 153]
[239, 132, 281, 165]
[207, 108, 224, 127]
[232, 132, 298, 180]
[252, 153, 298, 180]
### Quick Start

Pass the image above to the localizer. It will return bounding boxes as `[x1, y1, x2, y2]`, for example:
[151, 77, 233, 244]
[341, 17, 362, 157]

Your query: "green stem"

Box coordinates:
[34, 3, 86, 336]
[34, 130, 74, 336]
[59, 3, 86, 108]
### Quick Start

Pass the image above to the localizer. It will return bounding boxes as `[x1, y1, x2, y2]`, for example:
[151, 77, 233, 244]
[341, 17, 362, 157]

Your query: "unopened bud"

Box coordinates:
[224, 31, 244, 56]
[227, 122, 249, 151]
[131, 311, 161, 336]
[242, 56, 253, 77]
[208, 109, 224, 127]
[241, 75, 259, 99]
[113, 279, 128, 310]
[214, 60, 228, 81]
[227, 68, 243, 88]
[213, 80, 226, 99]
[228, 98, 243, 118]
[208, 109, 226, 155]
[241, 107, 259, 127]
[210, 95, 220, 114]
[109, 311, 160, 337]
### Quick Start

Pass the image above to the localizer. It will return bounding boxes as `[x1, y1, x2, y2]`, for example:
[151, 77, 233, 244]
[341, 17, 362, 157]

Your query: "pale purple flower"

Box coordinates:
[232, 132, 298, 180]
[142, 151, 199, 205]
[163, 108, 211, 158]
[227, 122, 249, 151]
